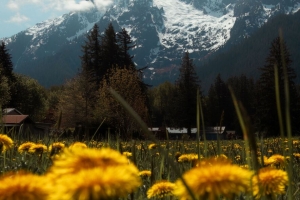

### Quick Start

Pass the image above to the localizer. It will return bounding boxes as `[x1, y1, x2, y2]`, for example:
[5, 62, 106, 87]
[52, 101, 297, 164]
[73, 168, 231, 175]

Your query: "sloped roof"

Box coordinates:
[3, 108, 23, 115]
[2, 115, 30, 124]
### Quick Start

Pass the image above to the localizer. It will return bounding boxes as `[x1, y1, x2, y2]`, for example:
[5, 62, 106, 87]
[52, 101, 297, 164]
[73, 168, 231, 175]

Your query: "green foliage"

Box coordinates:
[117, 28, 136, 70]
[175, 52, 202, 136]
[0, 42, 15, 84]
[206, 74, 233, 128]
[98, 67, 148, 139]
[255, 37, 299, 137]
[12, 74, 47, 121]
[0, 66, 11, 107]
[148, 81, 177, 127]
[101, 23, 121, 76]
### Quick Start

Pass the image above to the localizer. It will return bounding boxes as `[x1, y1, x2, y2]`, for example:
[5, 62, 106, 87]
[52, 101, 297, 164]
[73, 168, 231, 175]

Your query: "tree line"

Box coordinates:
[0, 23, 299, 139]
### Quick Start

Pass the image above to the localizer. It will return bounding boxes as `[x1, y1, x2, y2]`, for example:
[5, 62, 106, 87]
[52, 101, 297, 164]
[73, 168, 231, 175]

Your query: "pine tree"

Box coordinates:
[0, 42, 15, 82]
[207, 74, 233, 128]
[255, 37, 299, 137]
[175, 52, 201, 137]
[80, 24, 102, 84]
[0, 66, 11, 107]
[101, 23, 120, 74]
[117, 28, 135, 70]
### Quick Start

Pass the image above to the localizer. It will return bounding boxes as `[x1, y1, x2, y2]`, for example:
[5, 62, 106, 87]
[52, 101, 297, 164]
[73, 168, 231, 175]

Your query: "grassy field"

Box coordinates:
[0, 131, 299, 200]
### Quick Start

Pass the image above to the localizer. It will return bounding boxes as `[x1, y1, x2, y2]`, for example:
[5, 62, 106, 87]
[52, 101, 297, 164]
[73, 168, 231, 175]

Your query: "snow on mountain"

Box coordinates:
[2, 0, 300, 87]
[153, 0, 235, 52]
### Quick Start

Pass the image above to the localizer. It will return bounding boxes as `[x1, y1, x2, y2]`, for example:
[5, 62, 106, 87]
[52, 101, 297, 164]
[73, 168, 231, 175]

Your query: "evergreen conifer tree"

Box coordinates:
[0, 42, 15, 83]
[255, 36, 299, 136]
[101, 23, 120, 73]
[80, 24, 102, 84]
[175, 52, 202, 137]
[117, 28, 135, 70]
[207, 74, 233, 128]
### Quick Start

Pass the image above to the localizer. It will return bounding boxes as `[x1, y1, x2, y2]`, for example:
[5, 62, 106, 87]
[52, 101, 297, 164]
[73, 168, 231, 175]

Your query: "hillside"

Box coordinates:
[198, 10, 300, 92]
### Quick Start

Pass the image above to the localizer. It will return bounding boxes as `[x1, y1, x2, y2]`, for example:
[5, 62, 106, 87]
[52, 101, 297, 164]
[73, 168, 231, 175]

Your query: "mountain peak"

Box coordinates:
[2, 0, 300, 87]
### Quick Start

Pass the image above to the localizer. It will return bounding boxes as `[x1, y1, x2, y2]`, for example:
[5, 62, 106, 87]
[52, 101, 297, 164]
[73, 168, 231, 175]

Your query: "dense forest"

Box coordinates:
[1, 23, 300, 139]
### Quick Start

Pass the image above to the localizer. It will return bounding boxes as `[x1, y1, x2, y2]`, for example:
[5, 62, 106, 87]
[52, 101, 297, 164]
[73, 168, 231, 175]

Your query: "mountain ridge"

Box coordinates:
[1, 0, 300, 88]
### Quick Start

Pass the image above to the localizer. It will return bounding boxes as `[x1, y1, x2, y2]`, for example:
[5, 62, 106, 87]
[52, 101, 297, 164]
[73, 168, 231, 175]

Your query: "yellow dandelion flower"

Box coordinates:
[0, 134, 13, 152]
[234, 143, 242, 149]
[235, 155, 241, 161]
[175, 152, 182, 162]
[178, 153, 198, 163]
[139, 170, 151, 177]
[268, 154, 286, 166]
[28, 144, 47, 154]
[123, 151, 132, 157]
[216, 154, 228, 159]
[69, 142, 87, 150]
[148, 143, 157, 149]
[47, 147, 130, 177]
[252, 167, 288, 199]
[18, 142, 36, 153]
[147, 180, 176, 199]
[292, 140, 299, 145]
[293, 153, 300, 159]
[267, 149, 273, 153]
[264, 156, 276, 165]
[174, 158, 252, 200]
[240, 164, 249, 169]
[49, 166, 141, 200]
[0, 171, 49, 200]
[49, 142, 65, 156]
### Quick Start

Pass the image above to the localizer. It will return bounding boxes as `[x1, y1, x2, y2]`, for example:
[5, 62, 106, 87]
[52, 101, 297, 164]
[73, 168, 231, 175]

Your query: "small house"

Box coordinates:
[2, 108, 35, 136]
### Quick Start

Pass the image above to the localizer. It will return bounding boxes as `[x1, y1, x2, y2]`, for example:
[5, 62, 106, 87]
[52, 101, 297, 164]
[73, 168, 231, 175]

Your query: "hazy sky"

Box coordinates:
[0, 0, 113, 39]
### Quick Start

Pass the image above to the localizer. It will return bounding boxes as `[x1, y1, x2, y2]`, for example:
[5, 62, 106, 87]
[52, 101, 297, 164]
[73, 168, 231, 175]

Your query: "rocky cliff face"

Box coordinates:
[2, 0, 300, 87]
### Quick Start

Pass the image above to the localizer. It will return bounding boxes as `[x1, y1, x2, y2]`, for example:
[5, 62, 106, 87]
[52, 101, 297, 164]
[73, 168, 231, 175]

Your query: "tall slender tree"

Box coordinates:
[117, 28, 135, 69]
[101, 23, 120, 74]
[80, 24, 102, 84]
[207, 74, 233, 128]
[255, 36, 299, 136]
[0, 42, 14, 83]
[175, 52, 202, 137]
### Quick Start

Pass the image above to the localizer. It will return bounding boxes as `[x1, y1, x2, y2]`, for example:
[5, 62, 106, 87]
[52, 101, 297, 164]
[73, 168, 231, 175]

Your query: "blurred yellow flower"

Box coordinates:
[28, 144, 47, 154]
[178, 153, 199, 162]
[293, 153, 300, 159]
[47, 148, 130, 177]
[0, 171, 49, 200]
[69, 142, 87, 150]
[263, 156, 276, 166]
[49, 166, 141, 200]
[267, 149, 273, 153]
[268, 154, 286, 166]
[0, 134, 13, 152]
[139, 170, 151, 177]
[175, 152, 182, 162]
[123, 151, 132, 157]
[147, 180, 176, 199]
[18, 142, 36, 153]
[252, 167, 288, 199]
[148, 143, 157, 149]
[174, 158, 252, 200]
[49, 142, 65, 156]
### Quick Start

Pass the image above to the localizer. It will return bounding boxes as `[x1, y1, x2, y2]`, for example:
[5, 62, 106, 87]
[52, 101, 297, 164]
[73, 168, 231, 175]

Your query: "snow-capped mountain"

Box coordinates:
[1, 0, 300, 87]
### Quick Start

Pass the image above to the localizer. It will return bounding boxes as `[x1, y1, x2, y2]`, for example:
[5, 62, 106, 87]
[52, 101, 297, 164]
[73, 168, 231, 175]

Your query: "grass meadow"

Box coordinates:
[0, 128, 299, 200]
